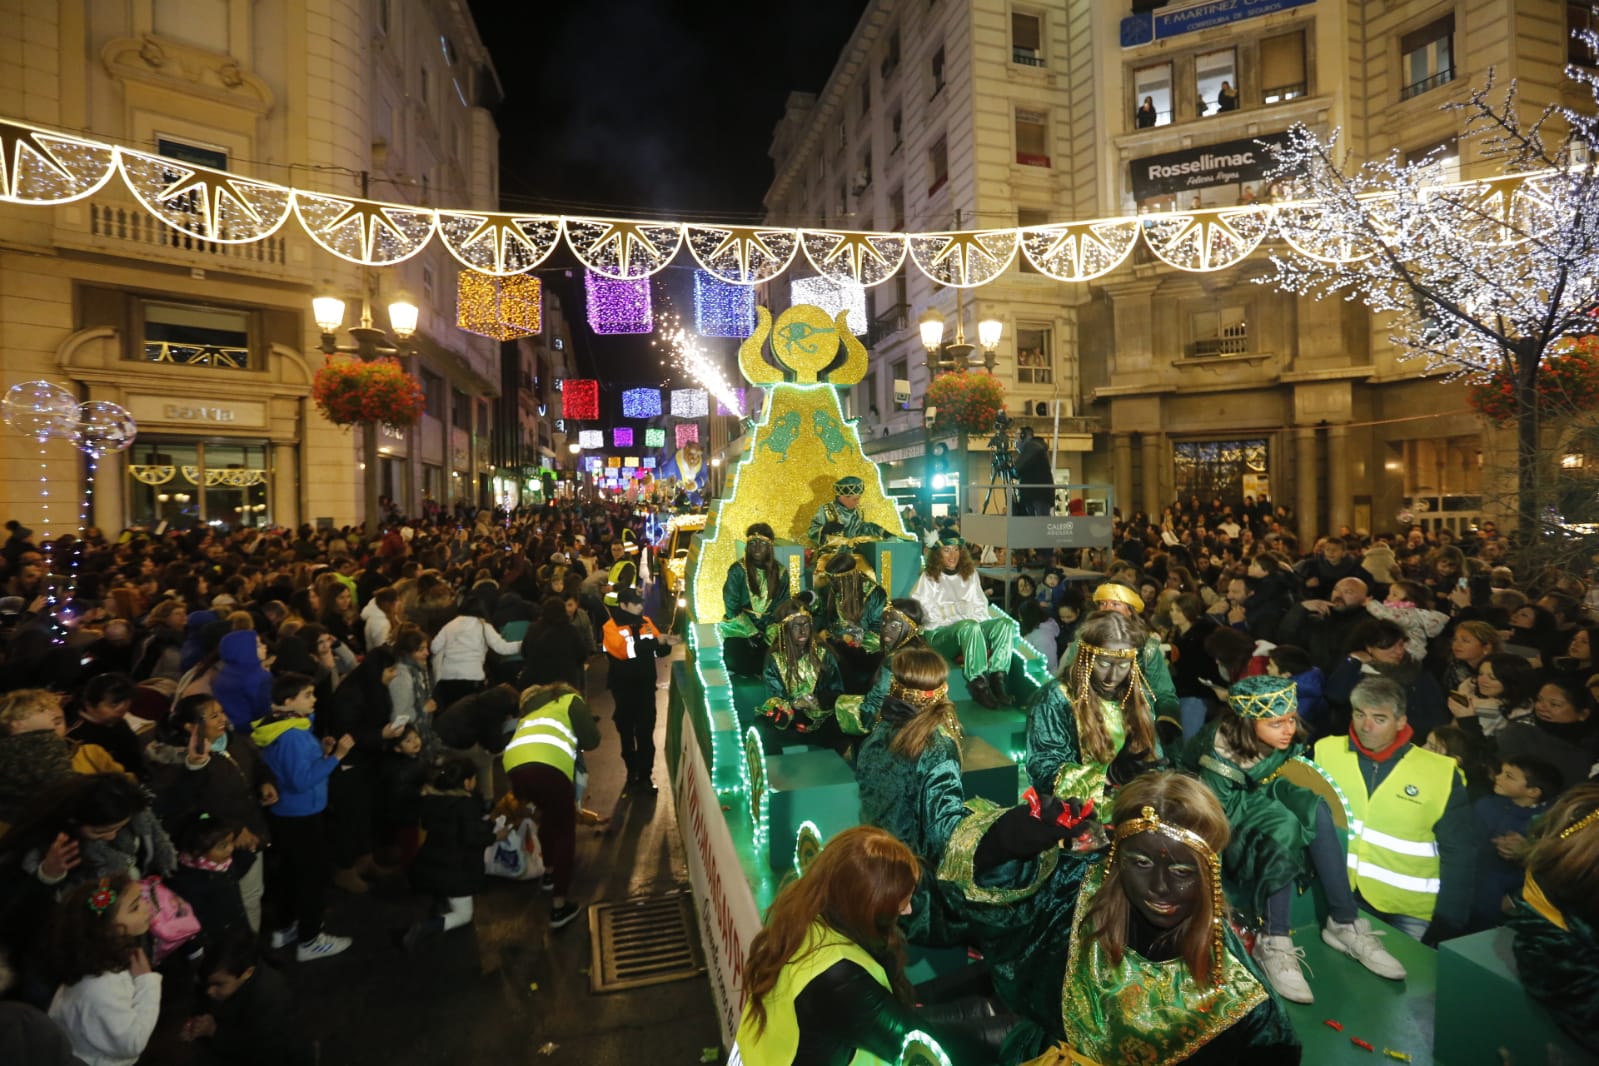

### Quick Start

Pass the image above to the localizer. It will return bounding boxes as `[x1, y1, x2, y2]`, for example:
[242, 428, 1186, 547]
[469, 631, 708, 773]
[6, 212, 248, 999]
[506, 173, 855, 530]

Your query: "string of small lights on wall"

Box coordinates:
[0, 116, 1561, 286]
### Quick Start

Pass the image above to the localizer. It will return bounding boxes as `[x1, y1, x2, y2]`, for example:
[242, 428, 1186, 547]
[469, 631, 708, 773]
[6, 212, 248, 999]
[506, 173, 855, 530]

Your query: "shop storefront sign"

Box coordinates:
[1130, 131, 1296, 202]
[124, 393, 267, 430]
[1122, 0, 1316, 47]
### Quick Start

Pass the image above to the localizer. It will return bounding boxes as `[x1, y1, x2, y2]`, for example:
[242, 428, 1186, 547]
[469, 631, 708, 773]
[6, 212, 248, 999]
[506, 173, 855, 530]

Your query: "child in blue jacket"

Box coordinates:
[213, 630, 274, 729]
[250, 672, 355, 962]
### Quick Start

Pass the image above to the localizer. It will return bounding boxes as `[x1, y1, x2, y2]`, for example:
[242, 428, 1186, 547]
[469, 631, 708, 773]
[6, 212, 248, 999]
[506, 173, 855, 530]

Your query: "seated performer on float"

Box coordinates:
[1025, 609, 1160, 810]
[834, 599, 926, 736]
[806, 475, 891, 547]
[758, 599, 845, 742]
[720, 523, 787, 675]
[1059, 582, 1183, 747]
[1181, 675, 1406, 1006]
[1505, 783, 1599, 1058]
[944, 772, 1300, 1066]
[910, 531, 1017, 710]
[812, 540, 888, 691]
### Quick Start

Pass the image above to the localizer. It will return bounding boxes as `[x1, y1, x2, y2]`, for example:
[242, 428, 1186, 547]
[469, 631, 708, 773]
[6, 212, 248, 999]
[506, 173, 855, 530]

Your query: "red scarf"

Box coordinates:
[1348, 723, 1414, 762]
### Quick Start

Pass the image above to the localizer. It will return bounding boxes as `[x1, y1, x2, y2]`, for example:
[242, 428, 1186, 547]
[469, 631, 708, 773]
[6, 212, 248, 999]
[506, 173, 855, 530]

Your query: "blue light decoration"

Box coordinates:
[716, 389, 747, 417]
[585, 270, 653, 335]
[621, 387, 662, 418]
[613, 427, 634, 447]
[671, 388, 709, 418]
[584, 456, 603, 472]
[644, 427, 667, 448]
[693, 270, 757, 338]
[577, 429, 603, 449]
[643, 456, 657, 469]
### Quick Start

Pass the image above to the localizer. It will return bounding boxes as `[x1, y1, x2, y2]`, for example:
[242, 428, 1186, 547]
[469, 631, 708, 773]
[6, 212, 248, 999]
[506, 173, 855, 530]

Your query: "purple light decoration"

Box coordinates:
[716, 388, 747, 417]
[585, 270, 653, 335]
[621, 388, 662, 418]
[693, 270, 757, 338]
[644, 427, 666, 448]
[675, 423, 700, 448]
[613, 427, 634, 447]
[671, 388, 709, 417]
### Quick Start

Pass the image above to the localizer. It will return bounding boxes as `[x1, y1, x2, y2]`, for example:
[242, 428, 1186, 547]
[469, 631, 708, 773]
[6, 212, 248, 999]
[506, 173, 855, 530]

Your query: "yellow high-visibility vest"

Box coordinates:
[502, 694, 579, 780]
[732, 921, 892, 1066]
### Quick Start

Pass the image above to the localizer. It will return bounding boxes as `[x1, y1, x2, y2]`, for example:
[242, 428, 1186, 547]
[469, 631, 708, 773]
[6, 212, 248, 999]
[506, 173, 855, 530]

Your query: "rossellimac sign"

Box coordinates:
[1130, 131, 1297, 202]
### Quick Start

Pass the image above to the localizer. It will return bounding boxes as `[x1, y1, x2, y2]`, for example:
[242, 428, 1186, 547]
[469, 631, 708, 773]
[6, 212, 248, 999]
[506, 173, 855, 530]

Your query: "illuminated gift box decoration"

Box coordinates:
[562, 379, 600, 420]
[675, 422, 700, 447]
[789, 276, 867, 335]
[577, 429, 603, 449]
[624, 456, 640, 467]
[644, 456, 657, 469]
[645, 427, 667, 448]
[671, 388, 709, 418]
[607, 456, 621, 467]
[622, 388, 662, 418]
[456, 271, 541, 340]
[613, 427, 634, 447]
[694, 270, 757, 338]
[585, 270, 653, 334]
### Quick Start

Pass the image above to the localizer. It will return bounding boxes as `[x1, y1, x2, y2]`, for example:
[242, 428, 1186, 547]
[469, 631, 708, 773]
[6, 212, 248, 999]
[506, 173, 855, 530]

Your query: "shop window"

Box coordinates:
[1197, 48, 1238, 116]
[1016, 327, 1053, 384]
[1261, 30, 1307, 102]
[1133, 63, 1173, 128]
[1016, 208, 1050, 274]
[423, 463, 443, 501]
[1406, 136, 1460, 185]
[142, 302, 251, 370]
[928, 135, 948, 195]
[1012, 12, 1044, 67]
[1571, 3, 1599, 66]
[1190, 306, 1248, 357]
[1015, 109, 1049, 167]
[1400, 15, 1454, 100]
[127, 440, 271, 529]
[1173, 438, 1269, 504]
[930, 46, 946, 99]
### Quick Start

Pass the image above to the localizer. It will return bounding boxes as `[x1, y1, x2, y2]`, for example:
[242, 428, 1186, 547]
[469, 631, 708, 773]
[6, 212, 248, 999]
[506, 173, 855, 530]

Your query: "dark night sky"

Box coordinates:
[466, 0, 871, 389]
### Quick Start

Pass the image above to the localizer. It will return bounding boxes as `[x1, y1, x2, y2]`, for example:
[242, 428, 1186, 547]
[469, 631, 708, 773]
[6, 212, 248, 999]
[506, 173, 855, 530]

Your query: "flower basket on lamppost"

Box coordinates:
[1465, 336, 1599, 426]
[924, 370, 1007, 515]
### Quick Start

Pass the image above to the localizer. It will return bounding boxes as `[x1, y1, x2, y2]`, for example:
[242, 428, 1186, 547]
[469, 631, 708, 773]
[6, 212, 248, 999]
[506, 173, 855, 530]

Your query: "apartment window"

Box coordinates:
[1015, 109, 1049, 167]
[142, 302, 252, 370]
[1191, 306, 1248, 357]
[1261, 30, 1307, 102]
[860, 78, 871, 116]
[836, 120, 847, 150]
[882, 29, 901, 79]
[440, 35, 457, 65]
[930, 46, 946, 98]
[1133, 63, 1173, 128]
[889, 186, 905, 231]
[1406, 136, 1460, 185]
[452, 389, 471, 427]
[857, 149, 873, 191]
[1016, 327, 1052, 384]
[1197, 48, 1238, 116]
[837, 180, 849, 217]
[1012, 12, 1044, 67]
[928, 135, 949, 195]
[154, 0, 228, 53]
[1401, 15, 1455, 100]
[422, 370, 445, 419]
[1016, 208, 1050, 274]
[890, 108, 904, 153]
[422, 262, 435, 304]
[1571, 2, 1599, 66]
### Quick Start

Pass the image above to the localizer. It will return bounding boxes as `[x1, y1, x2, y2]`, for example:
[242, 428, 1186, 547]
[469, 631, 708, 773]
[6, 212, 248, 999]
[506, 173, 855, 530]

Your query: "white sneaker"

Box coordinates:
[295, 932, 352, 962]
[1322, 918, 1407, 980]
[1254, 934, 1314, 1004]
[268, 923, 298, 949]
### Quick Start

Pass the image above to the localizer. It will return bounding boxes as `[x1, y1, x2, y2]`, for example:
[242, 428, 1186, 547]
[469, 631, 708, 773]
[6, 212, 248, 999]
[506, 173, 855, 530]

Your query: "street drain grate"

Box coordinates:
[588, 891, 706, 993]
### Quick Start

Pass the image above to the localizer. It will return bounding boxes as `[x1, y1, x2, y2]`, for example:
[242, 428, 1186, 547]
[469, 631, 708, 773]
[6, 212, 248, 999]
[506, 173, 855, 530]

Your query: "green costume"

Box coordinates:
[813, 554, 887, 650]
[1181, 720, 1320, 919]
[720, 560, 782, 641]
[1024, 683, 1128, 809]
[806, 500, 889, 546]
[1060, 635, 1180, 731]
[1506, 875, 1599, 1058]
[760, 644, 844, 729]
[923, 615, 1019, 681]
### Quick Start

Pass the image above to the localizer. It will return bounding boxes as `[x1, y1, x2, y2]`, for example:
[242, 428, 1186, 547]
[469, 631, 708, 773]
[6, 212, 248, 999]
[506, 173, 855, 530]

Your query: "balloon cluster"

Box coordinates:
[2, 381, 137, 458]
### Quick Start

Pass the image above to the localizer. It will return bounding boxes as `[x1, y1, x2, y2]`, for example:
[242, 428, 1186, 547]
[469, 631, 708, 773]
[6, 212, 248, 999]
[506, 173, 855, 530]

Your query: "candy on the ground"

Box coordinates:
[1323, 1019, 1344, 1032]
[1382, 1051, 1411, 1063]
[1351, 1037, 1375, 1051]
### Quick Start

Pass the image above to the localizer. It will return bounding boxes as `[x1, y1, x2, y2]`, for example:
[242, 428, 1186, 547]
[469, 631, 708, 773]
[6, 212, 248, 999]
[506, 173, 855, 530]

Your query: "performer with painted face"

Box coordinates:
[910, 531, 1018, 709]
[834, 600, 927, 736]
[806, 475, 890, 547]
[970, 772, 1301, 1066]
[1181, 675, 1406, 1005]
[721, 523, 788, 675]
[812, 542, 888, 693]
[758, 600, 844, 743]
[1058, 582, 1182, 747]
[1025, 609, 1158, 808]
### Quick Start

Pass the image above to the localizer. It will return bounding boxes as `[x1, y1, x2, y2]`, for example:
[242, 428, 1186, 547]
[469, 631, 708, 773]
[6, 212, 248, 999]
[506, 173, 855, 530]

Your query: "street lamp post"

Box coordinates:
[314, 292, 419, 532]
[919, 304, 1001, 519]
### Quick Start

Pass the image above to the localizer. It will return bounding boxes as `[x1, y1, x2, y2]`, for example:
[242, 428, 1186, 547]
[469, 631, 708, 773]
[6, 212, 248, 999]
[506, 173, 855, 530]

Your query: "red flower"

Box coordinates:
[312, 357, 426, 428]
[926, 371, 1007, 434]
[1465, 337, 1599, 426]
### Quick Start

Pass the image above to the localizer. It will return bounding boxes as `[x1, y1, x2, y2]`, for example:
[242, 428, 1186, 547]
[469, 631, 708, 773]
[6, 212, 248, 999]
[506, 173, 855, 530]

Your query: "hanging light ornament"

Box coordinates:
[585, 270, 653, 334]
[621, 388, 662, 418]
[613, 427, 634, 447]
[789, 276, 867, 335]
[456, 271, 542, 340]
[645, 427, 667, 448]
[693, 270, 757, 337]
[561, 379, 600, 420]
[675, 423, 700, 448]
[670, 388, 709, 418]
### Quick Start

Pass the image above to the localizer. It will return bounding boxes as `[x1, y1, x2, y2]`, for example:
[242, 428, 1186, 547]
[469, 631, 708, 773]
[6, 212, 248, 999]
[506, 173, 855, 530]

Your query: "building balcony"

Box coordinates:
[1012, 48, 1046, 68]
[866, 303, 909, 347]
[1015, 152, 1051, 168]
[53, 194, 296, 282]
[1400, 68, 1455, 101]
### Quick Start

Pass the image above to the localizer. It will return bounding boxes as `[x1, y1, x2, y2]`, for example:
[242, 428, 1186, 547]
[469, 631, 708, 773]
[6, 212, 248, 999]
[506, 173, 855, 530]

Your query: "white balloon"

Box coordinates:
[73, 401, 137, 459]
[2, 380, 78, 441]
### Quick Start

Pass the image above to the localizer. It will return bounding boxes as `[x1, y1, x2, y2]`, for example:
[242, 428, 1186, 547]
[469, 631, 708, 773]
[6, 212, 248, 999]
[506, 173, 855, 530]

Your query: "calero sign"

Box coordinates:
[1130, 131, 1296, 202]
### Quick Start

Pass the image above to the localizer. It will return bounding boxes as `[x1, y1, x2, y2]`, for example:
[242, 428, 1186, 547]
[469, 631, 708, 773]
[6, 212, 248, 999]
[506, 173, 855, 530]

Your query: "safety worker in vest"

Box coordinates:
[502, 681, 600, 930]
[732, 826, 1000, 1066]
[602, 587, 672, 793]
[602, 529, 640, 607]
[1313, 675, 1475, 943]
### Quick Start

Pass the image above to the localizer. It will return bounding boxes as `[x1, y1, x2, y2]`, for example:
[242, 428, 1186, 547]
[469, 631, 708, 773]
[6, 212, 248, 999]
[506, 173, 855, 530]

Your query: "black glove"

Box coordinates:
[974, 798, 1077, 873]
[1108, 745, 1167, 788]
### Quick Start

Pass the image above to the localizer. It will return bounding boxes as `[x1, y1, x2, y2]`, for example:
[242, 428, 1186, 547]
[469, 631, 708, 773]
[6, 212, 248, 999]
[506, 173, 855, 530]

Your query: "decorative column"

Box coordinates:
[1295, 426, 1318, 541]
[1327, 424, 1351, 535]
[1112, 433, 1134, 517]
[1141, 433, 1164, 517]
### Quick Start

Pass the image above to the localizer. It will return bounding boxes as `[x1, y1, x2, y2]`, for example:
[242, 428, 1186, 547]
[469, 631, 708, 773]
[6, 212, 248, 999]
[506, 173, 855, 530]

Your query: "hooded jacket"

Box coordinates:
[250, 715, 338, 817]
[213, 631, 273, 729]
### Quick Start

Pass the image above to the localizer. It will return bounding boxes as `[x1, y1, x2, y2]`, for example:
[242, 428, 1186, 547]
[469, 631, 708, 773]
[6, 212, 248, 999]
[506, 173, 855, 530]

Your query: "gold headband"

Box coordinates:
[1558, 807, 1599, 841]
[889, 680, 948, 708]
[884, 610, 920, 639]
[1093, 582, 1145, 613]
[1108, 805, 1226, 985]
[746, 532, 773, 543]
[1078, 641, 1139, 660]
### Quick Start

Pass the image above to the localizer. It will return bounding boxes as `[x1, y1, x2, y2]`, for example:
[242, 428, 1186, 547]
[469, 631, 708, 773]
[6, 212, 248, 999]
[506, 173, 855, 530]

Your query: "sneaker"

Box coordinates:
[295, 932, 352, 962]
[268, 923, 299, 950]
[540, 872, 555, 893]
[1254, 934, 1313, 1004]
[1322, 918, 1407, 980]
[549, 902, 582, 930]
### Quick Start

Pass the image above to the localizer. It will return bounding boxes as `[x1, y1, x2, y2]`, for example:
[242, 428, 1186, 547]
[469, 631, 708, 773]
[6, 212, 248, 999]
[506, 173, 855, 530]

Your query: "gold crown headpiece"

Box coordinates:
[889, 679, 948, 709]
[1109, 805, 1226, 986]
[1558, 806, 1599, 841]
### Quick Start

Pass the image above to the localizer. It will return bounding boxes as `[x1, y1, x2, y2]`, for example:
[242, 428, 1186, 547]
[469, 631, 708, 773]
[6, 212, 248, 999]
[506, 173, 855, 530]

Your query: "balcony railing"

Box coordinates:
[866, 303, 909, 347]
[1400, 67, 1455, 100]
[1016, 152, 1051, 168]
[1012, 48, 1045, 67]
[1191, 331, 1249, 357]
[58, 199, 292, 277]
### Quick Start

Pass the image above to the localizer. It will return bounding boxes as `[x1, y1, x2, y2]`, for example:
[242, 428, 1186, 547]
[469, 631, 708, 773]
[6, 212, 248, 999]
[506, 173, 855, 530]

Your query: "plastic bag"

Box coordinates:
[484, 815, 544, 880]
